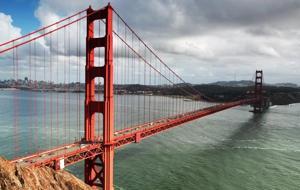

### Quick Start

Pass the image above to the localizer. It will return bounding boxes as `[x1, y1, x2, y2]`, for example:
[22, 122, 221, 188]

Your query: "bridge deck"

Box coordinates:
[11, 99, 256, 169]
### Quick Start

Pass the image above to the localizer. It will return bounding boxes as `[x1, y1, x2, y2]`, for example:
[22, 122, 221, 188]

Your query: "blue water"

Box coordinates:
[0, 90, 300, 189]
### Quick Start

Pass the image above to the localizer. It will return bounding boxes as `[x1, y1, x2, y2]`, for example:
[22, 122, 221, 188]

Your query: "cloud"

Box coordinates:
[0, 12, 22, 44]
[2, 0, 300, 84]
[0, 12, 23, 79]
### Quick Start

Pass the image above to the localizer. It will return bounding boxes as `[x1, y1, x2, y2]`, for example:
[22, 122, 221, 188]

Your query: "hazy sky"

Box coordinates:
[1, 0, 300, 84]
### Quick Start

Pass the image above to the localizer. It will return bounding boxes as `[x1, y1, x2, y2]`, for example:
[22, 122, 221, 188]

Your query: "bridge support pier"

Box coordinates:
[85, 4, 114, 190]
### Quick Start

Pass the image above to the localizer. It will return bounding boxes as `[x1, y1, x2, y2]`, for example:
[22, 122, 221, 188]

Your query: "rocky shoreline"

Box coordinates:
[0, 157, 92, 190]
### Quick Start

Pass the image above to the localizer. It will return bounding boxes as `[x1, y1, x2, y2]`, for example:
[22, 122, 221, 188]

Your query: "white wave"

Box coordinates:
[232, 146, 300, 152]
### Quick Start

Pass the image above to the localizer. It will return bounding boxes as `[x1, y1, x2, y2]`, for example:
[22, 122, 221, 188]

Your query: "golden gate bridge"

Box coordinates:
[0, 3, 269, 190]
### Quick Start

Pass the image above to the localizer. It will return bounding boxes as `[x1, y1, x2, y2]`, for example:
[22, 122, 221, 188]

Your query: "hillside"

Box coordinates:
[0, 157, 92, 190]
[193, 84, 300, 105]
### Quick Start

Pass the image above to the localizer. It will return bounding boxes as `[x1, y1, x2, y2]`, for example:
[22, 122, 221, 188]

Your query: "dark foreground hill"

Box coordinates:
[0, 157, 92, 190]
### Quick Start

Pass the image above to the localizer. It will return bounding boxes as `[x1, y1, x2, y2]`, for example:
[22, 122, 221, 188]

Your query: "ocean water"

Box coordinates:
[0, 90, 300, 190]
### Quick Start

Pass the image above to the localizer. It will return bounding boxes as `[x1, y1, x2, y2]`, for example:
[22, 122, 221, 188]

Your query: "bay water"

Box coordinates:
[0, 90, 299, 190]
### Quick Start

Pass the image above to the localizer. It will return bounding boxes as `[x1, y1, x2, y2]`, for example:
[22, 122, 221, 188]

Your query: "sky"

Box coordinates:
[1, 0, 300, 85]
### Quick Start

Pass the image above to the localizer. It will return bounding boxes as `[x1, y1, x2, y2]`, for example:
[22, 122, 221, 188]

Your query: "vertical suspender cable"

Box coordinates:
[68, 21, 71, 143]
[115, 16, 119, 131]
[78, 19, 82, 139]
[76, 17, 79, 141]
[138, 40, 141, 125]
[131, 32, 134, 126]
[63, 26, 66, 145]
[149, 53, 151, 123]
[12, 44, 16, 156]
[34, 40, 38, 151]
[43, 32, 46, 149]
[50, 32, 53, 148]
[56, 27, 59, 147]
[29, 39, 32, 152]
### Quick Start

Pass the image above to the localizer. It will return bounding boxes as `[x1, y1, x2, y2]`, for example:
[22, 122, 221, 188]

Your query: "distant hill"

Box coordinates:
[273, 83, 298, 88]
[206, 80, 298, 88]
[208, 80, 254, 87]
[193, 84, 300, 105]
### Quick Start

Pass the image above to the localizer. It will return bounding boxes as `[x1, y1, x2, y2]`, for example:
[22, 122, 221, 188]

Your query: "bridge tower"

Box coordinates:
[253, 70, 263, 113]
[85, 4, 114, 190]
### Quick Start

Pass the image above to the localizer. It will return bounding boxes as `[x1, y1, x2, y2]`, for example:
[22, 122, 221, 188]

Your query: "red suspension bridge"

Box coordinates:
[0, 3, 269, 190]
